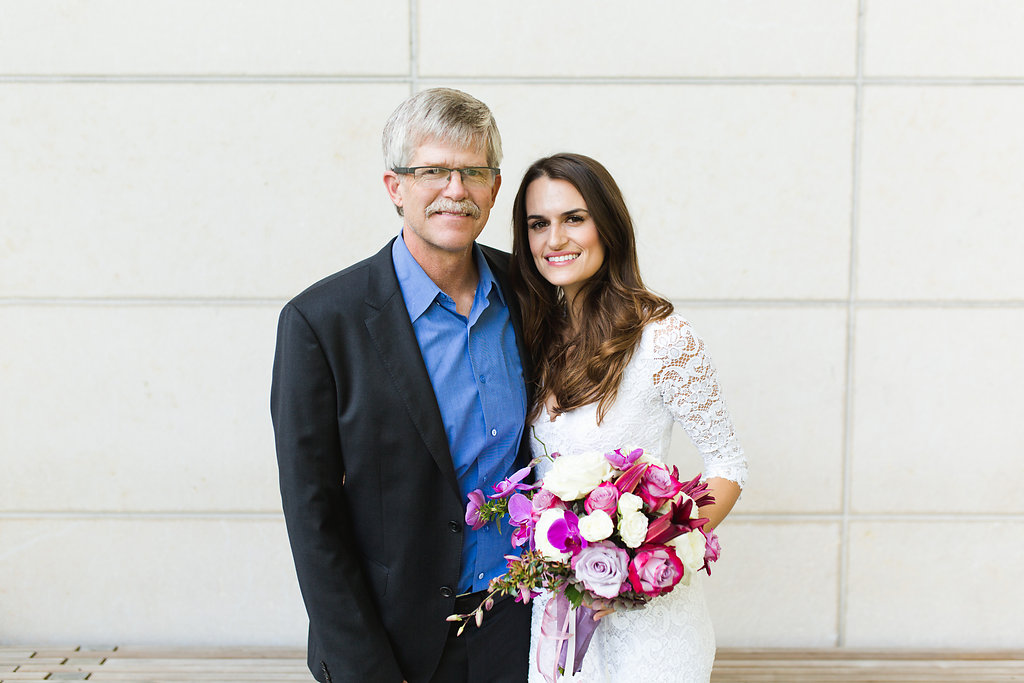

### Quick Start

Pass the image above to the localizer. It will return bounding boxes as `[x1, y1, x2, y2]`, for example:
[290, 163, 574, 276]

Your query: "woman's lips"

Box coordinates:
[545, 253, 580, 264]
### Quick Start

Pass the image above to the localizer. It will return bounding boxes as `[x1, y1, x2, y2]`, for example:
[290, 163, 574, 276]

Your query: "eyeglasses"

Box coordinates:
[392, 166, 500, 187]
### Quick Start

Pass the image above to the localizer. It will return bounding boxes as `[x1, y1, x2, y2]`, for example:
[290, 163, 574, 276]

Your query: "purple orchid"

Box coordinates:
[507, 492, 535, 548]
[547, 510, 588, 556]
[489, 465, 535, 499]
[465, 489, 487, 530]
[605, 447, 643, 469]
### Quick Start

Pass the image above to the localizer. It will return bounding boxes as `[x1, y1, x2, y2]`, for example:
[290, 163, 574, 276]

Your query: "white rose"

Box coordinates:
[618, 511, 649, 548]
[578, 510, 614, 542]
[617, 492, 643, 515]
[542, 452, 613, 501]
[535, 508, 571, 562]
[668, 530, 707, 574]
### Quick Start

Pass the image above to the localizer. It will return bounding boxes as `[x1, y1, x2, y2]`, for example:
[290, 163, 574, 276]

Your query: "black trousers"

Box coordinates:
[430, 593, 532, 683]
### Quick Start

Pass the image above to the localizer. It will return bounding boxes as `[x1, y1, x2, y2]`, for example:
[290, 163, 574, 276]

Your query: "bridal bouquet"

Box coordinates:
[449, 446, 721, 682]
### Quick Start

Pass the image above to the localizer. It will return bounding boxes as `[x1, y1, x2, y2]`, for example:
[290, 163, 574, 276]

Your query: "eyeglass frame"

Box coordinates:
[392, 165, 501, 185]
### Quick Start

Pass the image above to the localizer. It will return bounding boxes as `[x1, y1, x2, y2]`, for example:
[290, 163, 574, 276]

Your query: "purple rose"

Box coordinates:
[637, 465, 684, 511]
[628, 545, 684, 597]
[605, 447, 643, 469]
[571, 541, 630, 599]
[465, 489, 486, 530]
[584, 482, 620, 517]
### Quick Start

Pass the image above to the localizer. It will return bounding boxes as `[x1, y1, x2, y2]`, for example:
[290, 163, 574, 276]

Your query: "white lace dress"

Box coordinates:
[526, 314, 748, 683]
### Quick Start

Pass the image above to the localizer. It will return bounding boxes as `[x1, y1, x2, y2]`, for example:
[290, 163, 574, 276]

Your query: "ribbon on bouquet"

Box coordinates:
[536, 591, 600, 682]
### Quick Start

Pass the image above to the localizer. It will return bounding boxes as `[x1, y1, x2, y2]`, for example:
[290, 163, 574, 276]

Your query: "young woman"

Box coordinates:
[510, 153, 748, 682]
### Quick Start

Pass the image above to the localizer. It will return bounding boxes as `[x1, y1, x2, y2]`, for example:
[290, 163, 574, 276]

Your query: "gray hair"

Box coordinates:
[382, 88, 503, 170]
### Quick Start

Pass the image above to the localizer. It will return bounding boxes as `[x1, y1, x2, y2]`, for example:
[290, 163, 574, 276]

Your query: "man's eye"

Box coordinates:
[462, 168, 483, 178]
[420, 167, 446, 177]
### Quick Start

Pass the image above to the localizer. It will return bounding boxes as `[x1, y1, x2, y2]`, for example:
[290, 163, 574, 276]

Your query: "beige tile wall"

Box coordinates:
[2, 0, 1022, 651]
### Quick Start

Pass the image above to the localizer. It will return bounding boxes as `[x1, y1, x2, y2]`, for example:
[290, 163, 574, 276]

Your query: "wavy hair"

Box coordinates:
[510, 153, 673, 424]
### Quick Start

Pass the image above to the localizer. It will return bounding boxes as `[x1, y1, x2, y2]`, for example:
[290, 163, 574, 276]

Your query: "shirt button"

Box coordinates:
[477, 573, 485, 581]
[491, 429, 497, 437]
[479, 375, 487, 384]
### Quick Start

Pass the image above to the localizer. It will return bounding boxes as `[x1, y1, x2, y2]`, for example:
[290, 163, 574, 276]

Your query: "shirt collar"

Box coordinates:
[391, 232, 504, 323]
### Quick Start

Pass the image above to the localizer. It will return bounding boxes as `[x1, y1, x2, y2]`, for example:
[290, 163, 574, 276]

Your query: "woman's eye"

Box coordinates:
[528, 221, 547, 231]
[566, 215, 584, 224]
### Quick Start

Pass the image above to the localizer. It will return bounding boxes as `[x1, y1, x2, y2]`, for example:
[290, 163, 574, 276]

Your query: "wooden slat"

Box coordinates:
[2, 646, 1024, 682]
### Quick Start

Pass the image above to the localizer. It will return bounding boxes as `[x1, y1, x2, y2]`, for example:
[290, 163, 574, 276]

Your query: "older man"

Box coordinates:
[271, 88, 531, 683]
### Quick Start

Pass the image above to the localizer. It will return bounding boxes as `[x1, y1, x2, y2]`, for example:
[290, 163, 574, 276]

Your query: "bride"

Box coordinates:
[508, 153, 748, 683]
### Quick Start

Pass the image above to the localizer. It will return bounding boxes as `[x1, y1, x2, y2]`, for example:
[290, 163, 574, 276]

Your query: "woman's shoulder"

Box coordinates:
[641, 311, 696, 341]
[639, 312, 704, 359]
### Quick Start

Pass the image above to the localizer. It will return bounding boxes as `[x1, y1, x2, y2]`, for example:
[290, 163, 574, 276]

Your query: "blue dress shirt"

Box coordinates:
[392, 235, 527, 593]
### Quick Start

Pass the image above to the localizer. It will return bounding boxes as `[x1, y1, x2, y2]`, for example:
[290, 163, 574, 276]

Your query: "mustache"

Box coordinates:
[425, 198, 481, 219]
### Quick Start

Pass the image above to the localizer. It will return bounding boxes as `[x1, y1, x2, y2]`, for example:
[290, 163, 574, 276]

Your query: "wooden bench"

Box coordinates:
[2, 646, 1023, 681]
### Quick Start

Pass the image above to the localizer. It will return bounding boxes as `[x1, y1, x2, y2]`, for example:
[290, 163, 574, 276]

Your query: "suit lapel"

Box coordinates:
[363, 241, 461, 502]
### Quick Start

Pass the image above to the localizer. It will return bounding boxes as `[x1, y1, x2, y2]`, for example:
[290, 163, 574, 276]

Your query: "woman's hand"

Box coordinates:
[584, 597, 616, 621]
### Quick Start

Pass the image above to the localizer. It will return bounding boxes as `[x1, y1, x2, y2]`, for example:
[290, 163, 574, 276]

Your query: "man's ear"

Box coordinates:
[489, 173, 502, 203]
[383, 171, 403, 211]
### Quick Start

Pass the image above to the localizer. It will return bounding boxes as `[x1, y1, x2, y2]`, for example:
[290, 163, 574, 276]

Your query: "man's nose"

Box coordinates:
[441, 170, 469, 198]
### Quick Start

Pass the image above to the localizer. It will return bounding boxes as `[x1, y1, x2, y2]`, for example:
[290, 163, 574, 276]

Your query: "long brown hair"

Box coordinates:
[510, 153, 673, 424]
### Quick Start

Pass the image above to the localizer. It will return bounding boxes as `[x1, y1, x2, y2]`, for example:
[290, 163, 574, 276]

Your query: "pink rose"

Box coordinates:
[628, 545, 684, 597]
[584, 482, 620, 517]
[637, 465, 684, 511]
[702, 527, 721, 567]
[571, 541, 630, 599]
[531, 488, 563, 514]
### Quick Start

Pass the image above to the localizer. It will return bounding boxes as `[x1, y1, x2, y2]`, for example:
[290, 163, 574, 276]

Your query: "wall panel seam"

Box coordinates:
[5, 298, 1024, 308]
[3, 76, 1024, 86]
[837, 0, 868, 649]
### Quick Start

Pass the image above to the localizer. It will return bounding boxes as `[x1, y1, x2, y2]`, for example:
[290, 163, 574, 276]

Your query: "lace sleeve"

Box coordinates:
[649, 315, 748, 488]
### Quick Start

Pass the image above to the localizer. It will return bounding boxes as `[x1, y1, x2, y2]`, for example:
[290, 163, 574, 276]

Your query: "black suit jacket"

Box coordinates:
[271, 239, 532, 683]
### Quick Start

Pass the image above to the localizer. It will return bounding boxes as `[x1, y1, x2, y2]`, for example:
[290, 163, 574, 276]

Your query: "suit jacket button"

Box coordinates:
[440, 586, 454, 598]
[448, 521, 460, 533]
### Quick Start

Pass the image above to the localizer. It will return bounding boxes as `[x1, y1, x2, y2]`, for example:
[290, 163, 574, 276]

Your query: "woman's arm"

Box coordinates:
[699, 476, 742, 529]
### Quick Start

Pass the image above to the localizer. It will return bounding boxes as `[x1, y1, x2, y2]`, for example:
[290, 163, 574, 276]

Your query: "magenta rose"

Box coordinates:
[584, 482, 620, 517]
[628, 545, 684, 597]
[571, 541, 630, 599]
[605, 447, 643, 469]
[637, 465, 684, 511]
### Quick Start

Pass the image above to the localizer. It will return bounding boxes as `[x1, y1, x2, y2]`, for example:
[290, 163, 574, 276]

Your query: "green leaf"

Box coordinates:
[564, 584, 584, 609]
